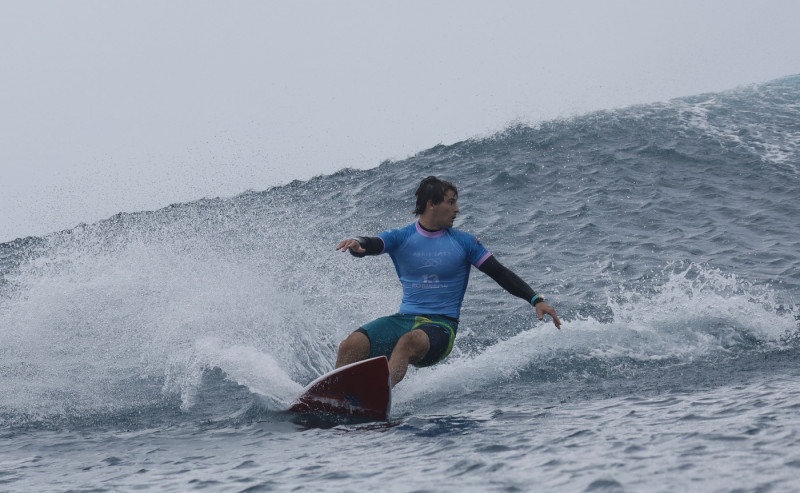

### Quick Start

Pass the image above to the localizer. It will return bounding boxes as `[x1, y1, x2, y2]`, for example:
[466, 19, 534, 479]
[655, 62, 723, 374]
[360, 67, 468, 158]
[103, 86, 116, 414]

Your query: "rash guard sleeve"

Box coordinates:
[478, 255, 539, 304]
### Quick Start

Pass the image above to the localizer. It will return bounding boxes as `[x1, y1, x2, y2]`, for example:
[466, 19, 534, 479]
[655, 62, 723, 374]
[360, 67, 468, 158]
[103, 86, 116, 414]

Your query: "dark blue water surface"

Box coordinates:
[2, 75, 799, 492]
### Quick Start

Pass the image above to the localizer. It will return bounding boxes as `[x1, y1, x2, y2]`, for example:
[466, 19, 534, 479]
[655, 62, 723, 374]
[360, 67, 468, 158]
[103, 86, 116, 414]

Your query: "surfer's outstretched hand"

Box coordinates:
[535, 302, 561, 330]
[336, 238, 365, 254]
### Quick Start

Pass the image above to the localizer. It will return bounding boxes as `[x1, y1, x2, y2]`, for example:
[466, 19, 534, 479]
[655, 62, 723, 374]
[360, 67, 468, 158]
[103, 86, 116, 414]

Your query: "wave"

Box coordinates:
[2, 76, 799, 427]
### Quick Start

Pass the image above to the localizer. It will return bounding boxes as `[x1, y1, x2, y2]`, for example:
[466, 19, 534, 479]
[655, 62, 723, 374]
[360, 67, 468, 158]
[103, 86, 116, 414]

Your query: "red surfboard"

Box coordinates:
[289, 356, 392, 421]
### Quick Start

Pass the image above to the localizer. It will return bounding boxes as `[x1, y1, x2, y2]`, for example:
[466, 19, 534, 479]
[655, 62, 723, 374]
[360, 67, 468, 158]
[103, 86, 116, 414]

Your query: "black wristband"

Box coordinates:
[349, 236, 383, 257]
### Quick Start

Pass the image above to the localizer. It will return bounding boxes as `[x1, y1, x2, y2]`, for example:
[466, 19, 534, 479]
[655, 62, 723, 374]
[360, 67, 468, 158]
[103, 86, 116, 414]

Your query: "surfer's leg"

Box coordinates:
[387, 329, 430, 387]
[335, 330, 371, 368]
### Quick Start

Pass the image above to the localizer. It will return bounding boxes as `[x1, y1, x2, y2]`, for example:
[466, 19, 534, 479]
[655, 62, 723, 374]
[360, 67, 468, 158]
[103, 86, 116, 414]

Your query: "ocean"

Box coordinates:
[1, 75, 799, 492]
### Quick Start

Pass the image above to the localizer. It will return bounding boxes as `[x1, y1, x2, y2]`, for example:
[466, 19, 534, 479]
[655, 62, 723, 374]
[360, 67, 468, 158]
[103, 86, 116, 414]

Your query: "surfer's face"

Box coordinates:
[427, 190, 459, 229]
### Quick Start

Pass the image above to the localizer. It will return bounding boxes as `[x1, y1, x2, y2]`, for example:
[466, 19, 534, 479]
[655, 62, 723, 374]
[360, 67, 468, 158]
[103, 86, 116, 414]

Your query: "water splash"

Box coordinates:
[396, 264, 797, 409]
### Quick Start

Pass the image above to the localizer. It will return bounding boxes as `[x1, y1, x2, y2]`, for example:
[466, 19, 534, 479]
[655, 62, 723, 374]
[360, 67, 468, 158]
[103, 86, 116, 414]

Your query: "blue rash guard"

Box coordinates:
[376, 221, 492, 319]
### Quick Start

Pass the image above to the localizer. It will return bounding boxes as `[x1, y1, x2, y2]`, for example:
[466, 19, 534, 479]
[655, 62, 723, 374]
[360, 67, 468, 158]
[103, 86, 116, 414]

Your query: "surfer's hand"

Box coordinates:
[336, 238, 365, 254]
[535, 302, 561, 330]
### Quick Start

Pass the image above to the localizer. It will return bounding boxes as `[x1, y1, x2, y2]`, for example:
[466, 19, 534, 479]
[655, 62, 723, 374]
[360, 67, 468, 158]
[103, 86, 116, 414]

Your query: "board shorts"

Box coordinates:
[356, 314, 458, 367]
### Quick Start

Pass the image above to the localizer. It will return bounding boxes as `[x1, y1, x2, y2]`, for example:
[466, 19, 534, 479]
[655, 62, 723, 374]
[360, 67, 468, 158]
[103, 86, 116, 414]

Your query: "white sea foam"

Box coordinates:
[395, 265, 797, 411]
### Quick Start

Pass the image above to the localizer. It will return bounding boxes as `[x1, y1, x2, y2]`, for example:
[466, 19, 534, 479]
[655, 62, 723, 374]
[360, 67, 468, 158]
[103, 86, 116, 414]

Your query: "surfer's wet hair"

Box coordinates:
[414, 176, 458, 215]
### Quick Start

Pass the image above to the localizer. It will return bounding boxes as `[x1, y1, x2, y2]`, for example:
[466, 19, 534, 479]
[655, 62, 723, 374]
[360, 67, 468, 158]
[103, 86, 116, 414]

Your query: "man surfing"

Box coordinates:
[335, 176, 561, 387]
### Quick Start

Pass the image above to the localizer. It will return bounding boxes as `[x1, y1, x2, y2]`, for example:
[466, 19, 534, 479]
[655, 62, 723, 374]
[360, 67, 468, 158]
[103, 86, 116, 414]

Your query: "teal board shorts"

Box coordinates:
[356, 314, 458, 367]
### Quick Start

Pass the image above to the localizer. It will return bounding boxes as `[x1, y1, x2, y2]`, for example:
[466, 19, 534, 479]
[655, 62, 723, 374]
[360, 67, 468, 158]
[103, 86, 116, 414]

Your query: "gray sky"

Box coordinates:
[2, 0, 799, 242]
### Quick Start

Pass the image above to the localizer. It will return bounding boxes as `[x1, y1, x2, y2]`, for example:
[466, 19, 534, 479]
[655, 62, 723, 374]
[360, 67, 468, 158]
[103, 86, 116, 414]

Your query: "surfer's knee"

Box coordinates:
[336, 330, 370, 367]
[393, 329, 430, 363]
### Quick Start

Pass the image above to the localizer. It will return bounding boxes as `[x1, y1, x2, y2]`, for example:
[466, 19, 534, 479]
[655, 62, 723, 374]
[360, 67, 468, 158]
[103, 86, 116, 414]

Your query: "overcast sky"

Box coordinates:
[2, 0, 799, 242]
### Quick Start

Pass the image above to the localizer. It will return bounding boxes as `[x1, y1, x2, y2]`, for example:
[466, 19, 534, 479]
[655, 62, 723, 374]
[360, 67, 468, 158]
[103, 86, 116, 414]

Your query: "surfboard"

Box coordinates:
[288, 356, 391, 421]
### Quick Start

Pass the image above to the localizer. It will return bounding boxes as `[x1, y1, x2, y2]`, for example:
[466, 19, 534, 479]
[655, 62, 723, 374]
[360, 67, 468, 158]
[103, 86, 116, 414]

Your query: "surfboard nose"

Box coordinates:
[289, 356, 391, 421]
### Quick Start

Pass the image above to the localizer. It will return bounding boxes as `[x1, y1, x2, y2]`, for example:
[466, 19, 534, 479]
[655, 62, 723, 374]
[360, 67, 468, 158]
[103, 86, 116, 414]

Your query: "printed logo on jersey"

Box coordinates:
[412, 251, 452, 257]
[412, 273, 449, 289]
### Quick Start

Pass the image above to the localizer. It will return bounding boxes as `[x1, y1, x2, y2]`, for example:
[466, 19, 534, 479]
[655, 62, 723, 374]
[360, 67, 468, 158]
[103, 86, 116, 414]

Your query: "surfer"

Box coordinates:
[335, 176, 561, 387]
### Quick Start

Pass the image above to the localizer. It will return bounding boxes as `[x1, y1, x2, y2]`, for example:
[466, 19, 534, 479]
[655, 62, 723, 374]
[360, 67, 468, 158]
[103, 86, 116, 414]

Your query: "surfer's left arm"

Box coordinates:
[478, 256, 562, 329]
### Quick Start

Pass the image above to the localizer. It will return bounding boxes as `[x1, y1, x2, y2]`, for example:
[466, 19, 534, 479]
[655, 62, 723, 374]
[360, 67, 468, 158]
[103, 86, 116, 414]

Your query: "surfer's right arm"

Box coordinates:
[335, 237, 384, 257]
